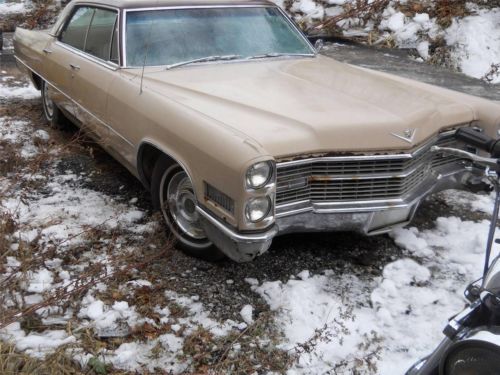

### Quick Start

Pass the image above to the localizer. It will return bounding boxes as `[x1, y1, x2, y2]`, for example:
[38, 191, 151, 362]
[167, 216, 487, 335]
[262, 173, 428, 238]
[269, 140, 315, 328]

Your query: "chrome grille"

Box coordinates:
[276, 136, 464, 206]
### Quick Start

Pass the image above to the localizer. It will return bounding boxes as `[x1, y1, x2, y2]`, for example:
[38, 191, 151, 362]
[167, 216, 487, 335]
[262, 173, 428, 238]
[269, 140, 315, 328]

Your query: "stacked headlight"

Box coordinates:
[245, 196, 272, 223]
[246, 161, 272, 189]
[245, 161, 275, 224]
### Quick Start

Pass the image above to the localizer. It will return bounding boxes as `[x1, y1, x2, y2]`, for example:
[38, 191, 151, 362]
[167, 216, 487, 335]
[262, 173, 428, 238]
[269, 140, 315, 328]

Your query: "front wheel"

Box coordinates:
[41, 80, 70, 129]
[151, 155, 225, 261]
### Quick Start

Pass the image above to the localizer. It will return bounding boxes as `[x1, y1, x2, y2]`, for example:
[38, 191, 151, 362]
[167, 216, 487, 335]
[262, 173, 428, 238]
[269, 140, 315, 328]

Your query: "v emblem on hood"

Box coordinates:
[391, 129, 417, 144]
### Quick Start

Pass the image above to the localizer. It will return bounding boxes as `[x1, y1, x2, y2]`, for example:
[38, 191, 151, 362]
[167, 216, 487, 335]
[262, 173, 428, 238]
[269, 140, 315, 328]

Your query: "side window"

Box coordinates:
[60, 7, 95, 50]
[85, 8, 118, 61]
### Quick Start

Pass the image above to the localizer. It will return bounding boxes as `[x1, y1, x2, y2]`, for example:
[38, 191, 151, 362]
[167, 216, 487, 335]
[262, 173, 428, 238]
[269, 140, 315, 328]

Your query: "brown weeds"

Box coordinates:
[0, 342, 85, 375]
[310, 0, 391, 35]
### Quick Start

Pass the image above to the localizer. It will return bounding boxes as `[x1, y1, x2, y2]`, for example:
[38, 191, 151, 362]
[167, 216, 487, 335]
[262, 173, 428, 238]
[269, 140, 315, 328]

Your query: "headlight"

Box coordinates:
[246, 161, 272, 189]
[443, 343, 500, 375]
[245, 196, 272, 222]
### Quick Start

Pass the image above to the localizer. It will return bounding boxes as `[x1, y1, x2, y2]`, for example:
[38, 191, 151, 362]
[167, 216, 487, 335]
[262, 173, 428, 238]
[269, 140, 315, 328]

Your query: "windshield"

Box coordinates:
[125, 7, 314, 67]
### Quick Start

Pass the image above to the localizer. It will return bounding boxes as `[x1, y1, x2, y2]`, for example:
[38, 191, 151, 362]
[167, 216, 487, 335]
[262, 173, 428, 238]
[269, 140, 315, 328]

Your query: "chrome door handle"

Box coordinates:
[42, 48, 52, 54]
[69, 63, 80, 70]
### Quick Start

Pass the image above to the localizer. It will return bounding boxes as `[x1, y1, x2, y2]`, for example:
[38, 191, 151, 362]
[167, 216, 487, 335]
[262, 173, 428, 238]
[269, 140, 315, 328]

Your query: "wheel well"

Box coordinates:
[137, 143, 175, 190]
[31, 73, 42, 91]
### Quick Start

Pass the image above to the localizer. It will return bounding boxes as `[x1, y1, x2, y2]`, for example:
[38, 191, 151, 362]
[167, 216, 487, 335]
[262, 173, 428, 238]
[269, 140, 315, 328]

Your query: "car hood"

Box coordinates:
[142, 55, 475, 158]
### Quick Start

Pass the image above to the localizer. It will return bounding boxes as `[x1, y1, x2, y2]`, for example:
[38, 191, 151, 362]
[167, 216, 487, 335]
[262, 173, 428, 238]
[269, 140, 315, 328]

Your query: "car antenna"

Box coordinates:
[140, 2, 157, 94]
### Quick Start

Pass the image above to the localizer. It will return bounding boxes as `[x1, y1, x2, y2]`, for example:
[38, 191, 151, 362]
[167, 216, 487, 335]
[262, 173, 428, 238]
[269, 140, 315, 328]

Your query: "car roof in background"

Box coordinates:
[71, 0, 275, 10]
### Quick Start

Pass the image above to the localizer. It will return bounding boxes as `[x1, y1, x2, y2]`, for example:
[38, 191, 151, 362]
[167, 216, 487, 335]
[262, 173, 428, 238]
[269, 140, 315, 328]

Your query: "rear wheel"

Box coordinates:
[41, 80, 70, 129]
[151, 155, 225, 261]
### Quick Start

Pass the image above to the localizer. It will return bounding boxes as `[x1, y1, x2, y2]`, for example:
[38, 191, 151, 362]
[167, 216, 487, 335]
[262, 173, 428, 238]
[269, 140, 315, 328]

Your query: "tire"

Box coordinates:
[41, 80, 70, 129]
[151, 155, 225, 261]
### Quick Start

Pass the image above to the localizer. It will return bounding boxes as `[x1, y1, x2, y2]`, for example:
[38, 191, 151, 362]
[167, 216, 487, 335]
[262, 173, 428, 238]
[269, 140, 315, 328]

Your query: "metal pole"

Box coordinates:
[483, 183, 500, 280]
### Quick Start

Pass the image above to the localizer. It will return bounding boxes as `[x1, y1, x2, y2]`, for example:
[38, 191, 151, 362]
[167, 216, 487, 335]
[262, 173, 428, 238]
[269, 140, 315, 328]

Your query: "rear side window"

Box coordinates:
[60, 7, 94, 50]
[85, 8, 118, 61]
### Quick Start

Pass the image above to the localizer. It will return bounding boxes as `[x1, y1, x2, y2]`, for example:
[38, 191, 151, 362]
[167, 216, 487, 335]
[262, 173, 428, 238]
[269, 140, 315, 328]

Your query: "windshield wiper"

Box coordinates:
[247, 52, 315, 60]
[165, 55, 242, 70]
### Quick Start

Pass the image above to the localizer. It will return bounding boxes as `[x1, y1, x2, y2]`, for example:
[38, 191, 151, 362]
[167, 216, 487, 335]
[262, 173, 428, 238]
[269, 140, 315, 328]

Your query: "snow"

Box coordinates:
[290, 0, 324, 20]
[165, 291, 236, 336]
[240, 304, 254, 325]
[417, 41, 430, 60]
[252, 199, 499, 374]
[2, 175, 149, 247]
[274, 0, 500, 84]
[446, 8, 500, 83]
[1, 323, 76, 358]
[0, 1, 26, 15]
[385, 11, 406, 32]
[107, 334, 186, 373]
[78, 297, 140, 335]
[413, 13, 430, 25]
[32, 129, 50, 143]
[0, 83, 40, 100]
[442, 190, 495, 215]
[24, 268, 54, 293]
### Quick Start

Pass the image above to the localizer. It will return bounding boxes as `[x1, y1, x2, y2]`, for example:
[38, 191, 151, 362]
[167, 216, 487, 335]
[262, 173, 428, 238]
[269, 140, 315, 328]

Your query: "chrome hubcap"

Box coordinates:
[161, 170, 208, 241]
[43, 83, 54, 119]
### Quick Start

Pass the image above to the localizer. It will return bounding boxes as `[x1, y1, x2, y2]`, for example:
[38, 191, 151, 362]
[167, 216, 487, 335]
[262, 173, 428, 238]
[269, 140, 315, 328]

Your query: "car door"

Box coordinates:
[59, 6, 120, 145]
[43, 6, 96, 116]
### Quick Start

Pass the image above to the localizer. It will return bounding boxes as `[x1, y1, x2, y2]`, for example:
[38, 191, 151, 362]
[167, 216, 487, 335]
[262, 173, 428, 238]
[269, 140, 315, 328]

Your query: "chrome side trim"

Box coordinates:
[15, 56, 134, 148]
[136, 139, 197, 192]
[56, 41, 119, 71]
[276, 131, 459, 168]
[278, 153, 414, 167]
[196, 206, 277, 242]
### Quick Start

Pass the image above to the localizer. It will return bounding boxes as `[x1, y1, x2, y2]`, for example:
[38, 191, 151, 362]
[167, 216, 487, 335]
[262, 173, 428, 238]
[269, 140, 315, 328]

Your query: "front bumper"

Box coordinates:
[197, 207, 277, 262]
[198, 164, 481, 262]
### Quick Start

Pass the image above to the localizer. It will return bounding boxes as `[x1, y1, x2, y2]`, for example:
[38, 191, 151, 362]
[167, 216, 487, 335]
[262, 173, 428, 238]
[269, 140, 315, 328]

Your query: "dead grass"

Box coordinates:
[397, 0, 471, 28]
[181, 311, 294, 374]
[0, 342, 85, 375]
[0, 86, 180, 373]
[482, 63, 500, 83]
[3, 0, 63, 31]
[310, 0, 390, 35]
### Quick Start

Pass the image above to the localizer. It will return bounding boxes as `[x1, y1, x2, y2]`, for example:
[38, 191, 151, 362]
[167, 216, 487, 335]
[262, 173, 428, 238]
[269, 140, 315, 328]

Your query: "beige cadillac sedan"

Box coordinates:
[14, 0, 500, 262]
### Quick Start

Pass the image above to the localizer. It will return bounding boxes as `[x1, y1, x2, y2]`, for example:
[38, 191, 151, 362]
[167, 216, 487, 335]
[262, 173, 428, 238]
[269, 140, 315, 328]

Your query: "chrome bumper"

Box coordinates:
[198, 165, 479, 262]
[197, 207, 277, 262]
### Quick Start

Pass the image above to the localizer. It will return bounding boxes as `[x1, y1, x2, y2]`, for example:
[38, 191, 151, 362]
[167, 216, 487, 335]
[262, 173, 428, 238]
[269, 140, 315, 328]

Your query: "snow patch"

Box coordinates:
[240, 304, 254, 325]
[446, 8, 500, 83]
[0, 83, 40, 100]
[253, 205, 498, 373]
[0, 1, 26, 15]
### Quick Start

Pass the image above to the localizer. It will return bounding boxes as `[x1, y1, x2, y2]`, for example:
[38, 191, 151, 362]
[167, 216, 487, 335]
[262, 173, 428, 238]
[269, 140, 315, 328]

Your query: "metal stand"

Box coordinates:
[483, 178, 500, 281]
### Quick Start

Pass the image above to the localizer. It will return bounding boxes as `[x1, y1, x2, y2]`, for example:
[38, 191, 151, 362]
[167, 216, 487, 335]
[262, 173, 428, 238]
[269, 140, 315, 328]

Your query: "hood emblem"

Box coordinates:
[391, 128, 417, 144]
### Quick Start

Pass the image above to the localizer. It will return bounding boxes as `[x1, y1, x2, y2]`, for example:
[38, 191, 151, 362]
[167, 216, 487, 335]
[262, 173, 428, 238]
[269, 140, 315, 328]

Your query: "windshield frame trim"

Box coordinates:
[122, 5, 316, 68]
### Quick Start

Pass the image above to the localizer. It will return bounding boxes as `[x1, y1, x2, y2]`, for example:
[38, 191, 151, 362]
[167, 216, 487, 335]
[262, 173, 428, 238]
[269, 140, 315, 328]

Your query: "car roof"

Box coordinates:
[72, 0, 276, 10]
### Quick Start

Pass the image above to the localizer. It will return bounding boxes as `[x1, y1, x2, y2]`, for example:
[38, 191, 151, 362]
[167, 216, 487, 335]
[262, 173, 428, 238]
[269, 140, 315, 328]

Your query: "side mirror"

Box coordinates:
[314, 39, 324, 52]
